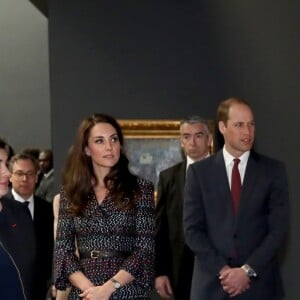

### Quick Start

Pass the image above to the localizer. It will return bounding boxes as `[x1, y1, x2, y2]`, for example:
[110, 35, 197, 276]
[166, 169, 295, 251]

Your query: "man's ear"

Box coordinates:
[207, 133, 213, 147]
[218, 121, 226, 134]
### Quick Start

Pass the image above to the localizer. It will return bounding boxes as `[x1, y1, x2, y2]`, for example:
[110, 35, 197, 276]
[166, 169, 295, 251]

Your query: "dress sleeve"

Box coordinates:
[53, 188, 81, 290]
[121, 179, 156, 290]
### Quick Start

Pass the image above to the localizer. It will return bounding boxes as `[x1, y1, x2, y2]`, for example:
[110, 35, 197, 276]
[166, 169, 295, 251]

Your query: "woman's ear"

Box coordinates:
[85, 147, 91, 156]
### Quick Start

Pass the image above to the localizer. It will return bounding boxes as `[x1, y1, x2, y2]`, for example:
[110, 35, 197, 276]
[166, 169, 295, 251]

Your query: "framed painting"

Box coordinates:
[118, 119, 183, 193]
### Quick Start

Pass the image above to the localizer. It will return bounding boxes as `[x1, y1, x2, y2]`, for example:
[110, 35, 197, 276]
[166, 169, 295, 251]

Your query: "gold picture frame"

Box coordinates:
[118, 119, 214, 192]
[118, 119, 182, 192]
[118, 119, 181, 138]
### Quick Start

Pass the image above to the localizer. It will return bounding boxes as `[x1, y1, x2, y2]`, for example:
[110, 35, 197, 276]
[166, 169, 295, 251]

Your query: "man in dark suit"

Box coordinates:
[183, 98, 289, 300]
[155, 116, 213, 299]
[8, 152, 54, 300]
[36, 149, 55, 203]
[0, 137, 36, 300]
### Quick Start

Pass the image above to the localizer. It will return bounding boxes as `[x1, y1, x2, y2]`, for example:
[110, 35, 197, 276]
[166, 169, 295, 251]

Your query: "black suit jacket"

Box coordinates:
[7, 191, 54, 300]
[155, 160, 194, 298]
[0, 196, 36, 300]
[183, 150, 289, 300]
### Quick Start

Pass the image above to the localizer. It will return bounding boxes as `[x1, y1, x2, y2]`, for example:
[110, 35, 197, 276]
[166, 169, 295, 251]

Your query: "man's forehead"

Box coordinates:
[39, 152, 49, 159]
[182, 123, 206, 131]
[13, 159, 35, 169]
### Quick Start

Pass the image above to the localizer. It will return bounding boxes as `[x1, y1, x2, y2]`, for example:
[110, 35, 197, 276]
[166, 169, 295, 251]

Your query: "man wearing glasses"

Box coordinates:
[7, 153, 54, 300]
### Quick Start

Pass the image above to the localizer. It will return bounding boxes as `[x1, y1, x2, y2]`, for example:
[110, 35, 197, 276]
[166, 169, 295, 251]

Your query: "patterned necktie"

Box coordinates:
[231, 158, 241, 215]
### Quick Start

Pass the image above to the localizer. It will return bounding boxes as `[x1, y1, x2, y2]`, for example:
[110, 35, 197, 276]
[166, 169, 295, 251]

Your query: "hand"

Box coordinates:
[51, 285, 57, 298]
[155, 276, 173, 298]
[79, 283, 114, 300]
[219, 267, 250, 297]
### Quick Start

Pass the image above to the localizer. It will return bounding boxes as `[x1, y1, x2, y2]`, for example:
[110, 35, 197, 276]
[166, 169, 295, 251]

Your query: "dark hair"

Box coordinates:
[40, 149, 53, 158]
[180, 115, 211, 136]
[39, 149, 53, 169]
[0, 137, 14, 161]
[21, 148, 40, 160]
[62, 113, 140, 216]
[9, 153, 40, 172]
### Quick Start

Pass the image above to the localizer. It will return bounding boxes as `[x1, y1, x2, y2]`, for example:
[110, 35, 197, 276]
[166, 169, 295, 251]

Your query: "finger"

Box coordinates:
[157, 290, 170, 298]
[222, 285, 231, 293]
[166, 283, 173, 295]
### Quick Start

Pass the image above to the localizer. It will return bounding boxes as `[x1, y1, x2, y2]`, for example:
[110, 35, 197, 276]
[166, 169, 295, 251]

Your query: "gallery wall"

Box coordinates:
[0, 0, 51, 152]
[48, 1, 299, 299]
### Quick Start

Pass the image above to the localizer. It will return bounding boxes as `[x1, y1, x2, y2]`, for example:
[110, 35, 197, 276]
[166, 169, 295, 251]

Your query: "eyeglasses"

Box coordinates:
[12, 171, 36, 179]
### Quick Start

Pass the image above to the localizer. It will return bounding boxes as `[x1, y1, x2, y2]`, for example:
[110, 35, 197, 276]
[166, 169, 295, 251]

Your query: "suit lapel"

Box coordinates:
[170, 161, 186, 217]
[236, 151, 259, 223]
[177, 161, 186, 197]
[214, 152, 235, 221]
[6, 190, 14, 201]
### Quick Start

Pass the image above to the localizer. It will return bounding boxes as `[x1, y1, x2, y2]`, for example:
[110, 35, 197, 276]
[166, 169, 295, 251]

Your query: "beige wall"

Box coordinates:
[0, 0, 51, 152]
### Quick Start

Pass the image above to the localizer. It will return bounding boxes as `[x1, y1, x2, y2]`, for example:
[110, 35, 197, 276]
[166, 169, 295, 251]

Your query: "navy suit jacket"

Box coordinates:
[6, 191, 54, 300]
[0, 196, 36, 300]
[155, 160, 194, 298]
[183, 150, 289, 300]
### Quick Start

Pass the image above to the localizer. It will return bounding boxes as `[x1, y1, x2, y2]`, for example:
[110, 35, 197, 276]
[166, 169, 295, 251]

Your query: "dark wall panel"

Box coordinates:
[49, 1, 299, 299]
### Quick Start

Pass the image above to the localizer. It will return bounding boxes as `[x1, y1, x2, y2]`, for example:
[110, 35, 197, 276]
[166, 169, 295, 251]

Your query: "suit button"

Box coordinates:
[233, 234, 237, 239]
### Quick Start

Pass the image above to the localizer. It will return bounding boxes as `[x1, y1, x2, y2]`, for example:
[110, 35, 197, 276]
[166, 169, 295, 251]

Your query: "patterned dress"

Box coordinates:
[54, 178, 155, 299]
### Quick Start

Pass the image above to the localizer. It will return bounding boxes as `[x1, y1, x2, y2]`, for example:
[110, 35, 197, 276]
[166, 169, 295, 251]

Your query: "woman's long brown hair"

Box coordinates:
[61, 113, 140, 216]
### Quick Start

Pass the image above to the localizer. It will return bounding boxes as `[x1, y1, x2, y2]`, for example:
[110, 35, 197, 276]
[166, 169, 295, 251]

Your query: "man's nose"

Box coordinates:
[189, 136, 197, 145]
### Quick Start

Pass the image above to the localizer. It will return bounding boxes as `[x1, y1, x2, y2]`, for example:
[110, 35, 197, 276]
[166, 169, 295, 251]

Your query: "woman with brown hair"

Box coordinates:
[53, 114, 155, 299]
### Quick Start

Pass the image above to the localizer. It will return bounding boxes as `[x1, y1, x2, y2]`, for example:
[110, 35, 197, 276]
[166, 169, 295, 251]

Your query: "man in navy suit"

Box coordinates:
[155, 116, 213, 299]
[8, 152, 54, 300]
[183, 98, 289, 300]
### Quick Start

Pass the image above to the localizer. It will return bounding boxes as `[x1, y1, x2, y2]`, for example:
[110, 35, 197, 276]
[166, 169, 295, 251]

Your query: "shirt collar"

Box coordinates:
[222, 147, 250, 167]
[44, 168, 54, 178]
[186, 156, 195, 167]
[11, 189, 34, 203]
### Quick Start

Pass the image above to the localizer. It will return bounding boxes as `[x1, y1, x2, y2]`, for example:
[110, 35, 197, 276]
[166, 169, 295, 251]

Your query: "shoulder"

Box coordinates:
[191, 152, 222, 170]
[137, 177, 154, 192]
[0, 195, 32, 224]
[34, 195, 53, 212]
[2, 190, 13, 201]
[250, 150, 286, 169]
[1, 195, 22, 211]
[135, 178, 155, 210]
[159, 161, 185, 178]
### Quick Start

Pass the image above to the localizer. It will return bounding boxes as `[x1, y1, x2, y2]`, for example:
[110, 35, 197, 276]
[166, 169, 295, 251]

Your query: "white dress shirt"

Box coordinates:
[222, 147, 250, 187]
[11, 189, 34, 219]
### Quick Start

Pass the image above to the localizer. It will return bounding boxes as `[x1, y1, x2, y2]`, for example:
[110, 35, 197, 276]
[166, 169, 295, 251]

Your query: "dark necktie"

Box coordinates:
[22, 201, 32, 218]
[231, 158, 241, 215]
